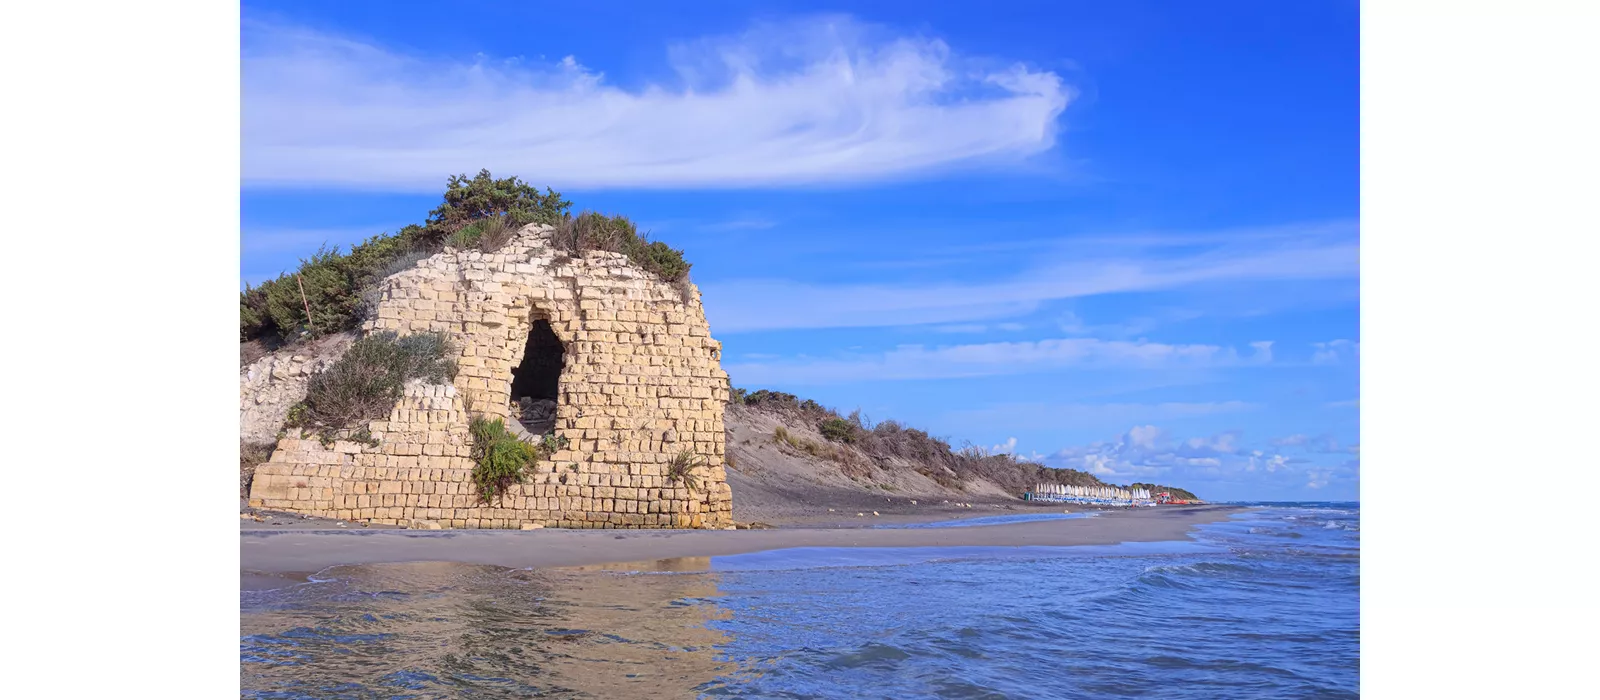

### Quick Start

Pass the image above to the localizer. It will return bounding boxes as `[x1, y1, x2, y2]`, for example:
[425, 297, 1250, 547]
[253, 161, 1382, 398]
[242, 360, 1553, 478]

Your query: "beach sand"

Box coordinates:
[241, 504, 1241, 590]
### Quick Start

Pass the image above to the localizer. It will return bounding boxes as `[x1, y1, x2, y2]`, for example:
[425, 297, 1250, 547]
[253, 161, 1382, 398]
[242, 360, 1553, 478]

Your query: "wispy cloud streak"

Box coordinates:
[724, 337, 1274, 385]
[704, 221, 1358, 332]
[242, 16, 1071, 190]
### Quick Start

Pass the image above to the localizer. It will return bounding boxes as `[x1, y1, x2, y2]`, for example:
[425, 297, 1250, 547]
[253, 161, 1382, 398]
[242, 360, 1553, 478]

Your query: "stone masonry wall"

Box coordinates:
[247, 224, 733, 529]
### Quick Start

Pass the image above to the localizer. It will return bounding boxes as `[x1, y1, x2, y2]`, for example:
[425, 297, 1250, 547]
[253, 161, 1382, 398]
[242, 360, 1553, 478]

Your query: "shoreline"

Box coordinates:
[242, 504, 1243, 591]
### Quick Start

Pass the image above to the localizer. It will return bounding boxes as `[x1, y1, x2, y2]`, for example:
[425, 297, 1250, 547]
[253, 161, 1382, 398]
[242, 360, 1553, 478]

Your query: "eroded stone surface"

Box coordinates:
[239, 333, 356, 445]
[246, 225, 733, 529]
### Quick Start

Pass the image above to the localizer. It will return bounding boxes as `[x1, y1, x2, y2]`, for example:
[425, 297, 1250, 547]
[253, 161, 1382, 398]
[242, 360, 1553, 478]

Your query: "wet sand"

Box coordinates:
[242, 505, 1241, 590]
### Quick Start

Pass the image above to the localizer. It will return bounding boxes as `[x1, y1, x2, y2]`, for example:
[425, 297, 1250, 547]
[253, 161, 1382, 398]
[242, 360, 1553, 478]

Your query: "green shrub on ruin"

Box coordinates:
[287, 331, 458, 438]
[469, 417, 539, 505]
[629, 238, 691, 282]
[468, 417, 569, 504]
[425, 169, 570, 246]
[536, 430, 570, 457]
[550, 211, 691, 283]
[446, 214, 519, 253]
[239, 170, 569, 342]
[240, 170, 695, 343]
[241, 227, 426, 341]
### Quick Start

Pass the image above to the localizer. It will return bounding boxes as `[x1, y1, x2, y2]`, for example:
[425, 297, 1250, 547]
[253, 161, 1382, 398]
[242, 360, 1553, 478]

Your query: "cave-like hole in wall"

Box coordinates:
[510, 319, 564, 436]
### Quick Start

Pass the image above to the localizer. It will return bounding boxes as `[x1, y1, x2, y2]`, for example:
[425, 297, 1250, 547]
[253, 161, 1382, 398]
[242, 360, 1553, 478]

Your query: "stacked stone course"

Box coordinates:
[248, 224, 733, 529]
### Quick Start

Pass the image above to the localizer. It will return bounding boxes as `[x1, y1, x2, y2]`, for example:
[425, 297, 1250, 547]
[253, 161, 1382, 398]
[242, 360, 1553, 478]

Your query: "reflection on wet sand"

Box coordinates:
[241, 558, 730, 698]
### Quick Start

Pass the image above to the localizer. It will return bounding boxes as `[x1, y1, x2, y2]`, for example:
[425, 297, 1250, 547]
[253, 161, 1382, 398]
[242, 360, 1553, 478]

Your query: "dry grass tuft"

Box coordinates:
[550, 211, 692, 285]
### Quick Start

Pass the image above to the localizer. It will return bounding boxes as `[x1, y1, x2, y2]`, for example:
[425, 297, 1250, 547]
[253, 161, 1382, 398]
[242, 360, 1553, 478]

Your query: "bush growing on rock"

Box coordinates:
[287, 331, 458, 437]
[468, 417, 569, 504]
[550, 211, 691, 283]
[469, 417, 539, 505]
[258, 246, 358, 339]
[425, 170, 570, 245]
[447, 214, 520, 253]
[241, 227, 426, 341]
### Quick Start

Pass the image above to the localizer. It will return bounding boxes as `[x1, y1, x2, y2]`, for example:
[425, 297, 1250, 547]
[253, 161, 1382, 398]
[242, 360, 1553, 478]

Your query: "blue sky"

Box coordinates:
[240, 0, 1359, 501]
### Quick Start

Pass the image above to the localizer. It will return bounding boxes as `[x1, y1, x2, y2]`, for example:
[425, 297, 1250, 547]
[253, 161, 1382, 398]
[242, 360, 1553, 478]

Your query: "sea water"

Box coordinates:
[241, 504, 1359, 698]
[871, 511, 1100, 529]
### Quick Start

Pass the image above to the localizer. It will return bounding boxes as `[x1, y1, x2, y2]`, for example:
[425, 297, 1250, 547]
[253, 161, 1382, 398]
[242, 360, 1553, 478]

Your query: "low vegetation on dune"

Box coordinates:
[240, 170, 691, 345]
[727, 388, 1179, 498]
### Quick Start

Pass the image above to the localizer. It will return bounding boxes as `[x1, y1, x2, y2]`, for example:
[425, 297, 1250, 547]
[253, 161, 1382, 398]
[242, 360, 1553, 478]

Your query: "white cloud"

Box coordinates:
[931, 324, 991, 334]
[1060, 311, 1152, 338]
[1306, 468, 1334, 489]
[942, 400, 1257, 432]
[704, 221, 1358, 332]
[1182, 431, 1243, 456]
[1312, 339, 1360, 365]
[724, 336, 1274, 385]
[927, 321, 1036, 334]
[1043, 426, 1360, 496]
[700, 218, 779, 232]
[991, 437, 1019, 454]
[1125, 425, 1164, 450]
[1272, 433, 1359, 454]
[1254, 454, 1290, 473]
[1248, 341, 1275, 363]
[242, 16, 1071, 190]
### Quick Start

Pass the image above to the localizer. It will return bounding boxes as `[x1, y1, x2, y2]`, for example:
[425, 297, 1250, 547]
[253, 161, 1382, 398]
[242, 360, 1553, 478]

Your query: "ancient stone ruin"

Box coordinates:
[246, 224, 734, 529]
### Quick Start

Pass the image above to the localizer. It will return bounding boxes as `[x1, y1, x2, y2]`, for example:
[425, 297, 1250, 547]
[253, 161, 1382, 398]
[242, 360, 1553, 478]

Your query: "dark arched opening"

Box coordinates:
[510, 319, 564, 435]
